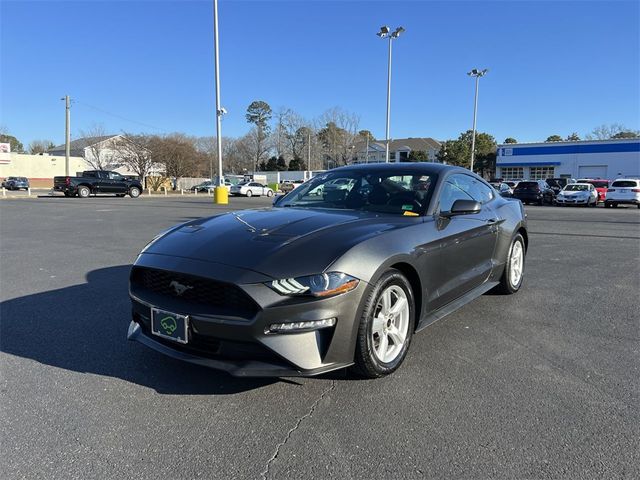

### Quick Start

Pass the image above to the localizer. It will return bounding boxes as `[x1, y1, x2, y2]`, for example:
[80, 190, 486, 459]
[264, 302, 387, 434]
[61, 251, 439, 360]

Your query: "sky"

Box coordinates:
[1, 0, 639, 148]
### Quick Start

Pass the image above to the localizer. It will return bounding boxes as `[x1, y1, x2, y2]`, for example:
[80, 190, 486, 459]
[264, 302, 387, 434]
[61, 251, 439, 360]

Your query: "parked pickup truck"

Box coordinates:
[53, 170, 143, 198]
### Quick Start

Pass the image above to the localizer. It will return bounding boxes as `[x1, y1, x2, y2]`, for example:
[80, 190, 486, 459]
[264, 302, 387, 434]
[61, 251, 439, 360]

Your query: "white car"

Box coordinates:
[555, 183, 598, 207]
[229, 181, 274, 197]
[605, 178, 640, 209]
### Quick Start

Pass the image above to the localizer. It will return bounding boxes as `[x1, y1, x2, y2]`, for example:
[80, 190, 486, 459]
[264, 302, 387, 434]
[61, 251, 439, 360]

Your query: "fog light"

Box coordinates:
[265, 318, 337, 334]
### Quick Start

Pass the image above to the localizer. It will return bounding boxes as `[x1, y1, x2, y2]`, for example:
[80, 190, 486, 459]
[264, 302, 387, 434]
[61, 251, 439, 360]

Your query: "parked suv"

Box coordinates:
[2, 176, 29, 190]
[605, 179, 640, 208]
[513, 180, 555, 205]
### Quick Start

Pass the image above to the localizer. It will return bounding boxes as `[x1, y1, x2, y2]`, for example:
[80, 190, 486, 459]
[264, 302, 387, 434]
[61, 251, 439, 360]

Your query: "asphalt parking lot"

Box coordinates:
[1, 195, 639, 479]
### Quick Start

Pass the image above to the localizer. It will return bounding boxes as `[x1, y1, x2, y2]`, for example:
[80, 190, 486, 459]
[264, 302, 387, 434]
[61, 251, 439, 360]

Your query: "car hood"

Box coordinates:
[144, 208, 416, 279]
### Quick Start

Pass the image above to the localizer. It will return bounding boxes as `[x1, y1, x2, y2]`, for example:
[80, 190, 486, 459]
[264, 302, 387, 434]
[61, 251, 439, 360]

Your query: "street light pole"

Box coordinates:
[467, 68, 488, 173]
[377, 26, 404, 163]
[213, 0, 227, 204]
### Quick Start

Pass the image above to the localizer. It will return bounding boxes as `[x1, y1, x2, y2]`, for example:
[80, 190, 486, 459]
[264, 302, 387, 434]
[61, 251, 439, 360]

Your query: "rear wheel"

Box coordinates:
[494, 233, 526, 295]
[78, 186, 90, 198]
[352, 269, 414, 378]
[266, 189, 273, 197]
[604, 202, 611, 208]
[129, 187, 141, 198]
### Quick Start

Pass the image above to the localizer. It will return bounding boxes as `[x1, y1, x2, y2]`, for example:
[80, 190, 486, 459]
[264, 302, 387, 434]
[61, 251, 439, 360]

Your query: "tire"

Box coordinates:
[612, 203, 618, 208]
[494, 233, 526, 295]
[78, 186, 90, 198]
[246, 190, 253, 197]
[266, 189, 274, 197]
[63, 192, 71, 197]
[129, 187, 141, 198]
[352, 269, 415, 378]
[538, 198, 544, 206]
[605, 202, 611, 208]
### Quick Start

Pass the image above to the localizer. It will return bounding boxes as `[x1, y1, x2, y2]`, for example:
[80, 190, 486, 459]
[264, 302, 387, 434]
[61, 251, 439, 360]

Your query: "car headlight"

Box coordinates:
[269, 272, 359, 297]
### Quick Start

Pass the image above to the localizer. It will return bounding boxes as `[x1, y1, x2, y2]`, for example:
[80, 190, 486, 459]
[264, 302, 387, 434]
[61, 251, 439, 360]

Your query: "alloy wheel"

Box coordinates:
[371, 285, 410, 363]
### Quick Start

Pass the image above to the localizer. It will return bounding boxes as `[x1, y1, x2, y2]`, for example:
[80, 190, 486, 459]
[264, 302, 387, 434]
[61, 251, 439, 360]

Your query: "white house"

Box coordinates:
[352, 137, 441, 164]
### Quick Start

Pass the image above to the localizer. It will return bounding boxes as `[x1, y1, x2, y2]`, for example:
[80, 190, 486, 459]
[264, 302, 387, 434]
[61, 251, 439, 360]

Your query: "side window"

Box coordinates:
[109, 172, 123, 180]
[438, 178, 475, 213]
[448, 174, 493, 204]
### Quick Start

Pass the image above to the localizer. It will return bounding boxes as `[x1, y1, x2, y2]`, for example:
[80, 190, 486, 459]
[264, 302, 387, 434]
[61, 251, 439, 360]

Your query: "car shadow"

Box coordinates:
[0, 265, 277, 395]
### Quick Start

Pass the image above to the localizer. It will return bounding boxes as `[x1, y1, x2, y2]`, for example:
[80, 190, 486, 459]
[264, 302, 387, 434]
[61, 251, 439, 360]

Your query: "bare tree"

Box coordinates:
[148, 134, 201, 182]
[28, 139, 55, 154]
[586, 123, 640, 140]
[114, 134, 157, 184]
[316, 107, 360, 166]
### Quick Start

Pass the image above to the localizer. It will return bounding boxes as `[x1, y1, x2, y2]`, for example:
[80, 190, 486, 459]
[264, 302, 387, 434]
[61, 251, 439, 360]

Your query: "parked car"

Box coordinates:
[503, 180, 521, 190]
[128, 163, 528, 378]
[279, 181, 299, 193]
[2, 176, 29, 190]
[53, 170, 143, 198]
[490, 182, 513, 198]
[577, 179, 610, 202]
[229, 182, 274, 197]
[604, 179, 640, 208]
[192, 180, 231, 192]
[546, 178, 576, 196]
[512, 180, 555, 205]
[555, 183, 598, 207]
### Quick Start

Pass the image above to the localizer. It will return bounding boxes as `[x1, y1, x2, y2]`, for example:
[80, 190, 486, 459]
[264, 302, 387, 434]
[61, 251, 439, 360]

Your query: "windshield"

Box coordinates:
[564, 184, 589, 191]
[276, 170, 437, 215]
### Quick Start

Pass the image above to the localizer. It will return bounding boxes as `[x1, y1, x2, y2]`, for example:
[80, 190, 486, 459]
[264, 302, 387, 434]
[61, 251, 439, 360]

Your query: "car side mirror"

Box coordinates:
[272, 194, 284, 206]
[443, 199, 482, 217]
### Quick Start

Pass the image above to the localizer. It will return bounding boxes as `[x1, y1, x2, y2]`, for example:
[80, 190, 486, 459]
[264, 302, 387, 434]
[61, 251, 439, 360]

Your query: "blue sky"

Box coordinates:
[2, 0, 639, 147]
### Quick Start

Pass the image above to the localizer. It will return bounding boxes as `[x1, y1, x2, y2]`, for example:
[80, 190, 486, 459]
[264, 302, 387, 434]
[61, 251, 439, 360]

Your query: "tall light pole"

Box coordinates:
[377, 25, 404, 163]
[213, 0, 227, 204]
[467, 68, 488, 173]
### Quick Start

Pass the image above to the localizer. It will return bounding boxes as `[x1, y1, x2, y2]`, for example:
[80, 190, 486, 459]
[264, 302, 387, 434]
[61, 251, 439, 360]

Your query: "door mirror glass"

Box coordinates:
[445, 199, 481, 217]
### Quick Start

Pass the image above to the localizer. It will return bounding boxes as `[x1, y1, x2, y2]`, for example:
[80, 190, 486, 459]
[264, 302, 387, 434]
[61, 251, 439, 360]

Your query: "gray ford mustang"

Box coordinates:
[128, 163, 527, 378]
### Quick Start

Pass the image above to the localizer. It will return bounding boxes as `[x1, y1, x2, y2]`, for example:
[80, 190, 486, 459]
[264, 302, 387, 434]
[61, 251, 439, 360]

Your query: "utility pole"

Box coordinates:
[63, 95, 71, 176]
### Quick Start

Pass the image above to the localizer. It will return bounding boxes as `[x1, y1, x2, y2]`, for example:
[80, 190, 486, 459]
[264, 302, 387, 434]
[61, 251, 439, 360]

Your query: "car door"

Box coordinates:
[427, 174, 500, 308]
[249, 182, 262, 195]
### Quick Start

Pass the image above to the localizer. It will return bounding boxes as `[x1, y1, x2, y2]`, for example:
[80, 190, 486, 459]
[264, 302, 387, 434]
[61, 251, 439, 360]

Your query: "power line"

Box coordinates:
[73, 99, 163, 132]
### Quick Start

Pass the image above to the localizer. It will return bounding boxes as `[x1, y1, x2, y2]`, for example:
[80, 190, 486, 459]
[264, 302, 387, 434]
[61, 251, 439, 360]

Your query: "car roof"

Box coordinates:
[332, 162, 469, 176]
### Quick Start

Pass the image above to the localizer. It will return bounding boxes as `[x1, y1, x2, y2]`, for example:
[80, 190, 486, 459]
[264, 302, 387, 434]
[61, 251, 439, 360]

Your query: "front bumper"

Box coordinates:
[127, 254, 367, 377]
[556, 196, 589, 205]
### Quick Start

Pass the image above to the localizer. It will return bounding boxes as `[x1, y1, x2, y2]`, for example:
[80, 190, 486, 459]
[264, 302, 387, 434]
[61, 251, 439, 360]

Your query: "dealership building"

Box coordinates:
[495, 138, 640, 181]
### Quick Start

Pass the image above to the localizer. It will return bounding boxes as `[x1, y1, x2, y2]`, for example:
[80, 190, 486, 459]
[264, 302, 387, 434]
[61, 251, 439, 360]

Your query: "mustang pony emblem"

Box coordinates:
[169, 280, 193, 296]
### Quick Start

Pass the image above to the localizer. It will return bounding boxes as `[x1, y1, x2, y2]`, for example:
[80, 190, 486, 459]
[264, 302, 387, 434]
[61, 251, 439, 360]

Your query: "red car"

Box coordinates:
[577, 179, 610, 202]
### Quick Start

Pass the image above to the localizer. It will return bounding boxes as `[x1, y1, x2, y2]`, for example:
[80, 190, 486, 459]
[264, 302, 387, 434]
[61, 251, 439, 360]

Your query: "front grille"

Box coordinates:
[130, 267, 259, 317]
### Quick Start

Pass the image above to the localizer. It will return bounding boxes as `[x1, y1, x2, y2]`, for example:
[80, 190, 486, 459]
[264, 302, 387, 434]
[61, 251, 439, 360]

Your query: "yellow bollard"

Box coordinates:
[214, 186, 228, 204]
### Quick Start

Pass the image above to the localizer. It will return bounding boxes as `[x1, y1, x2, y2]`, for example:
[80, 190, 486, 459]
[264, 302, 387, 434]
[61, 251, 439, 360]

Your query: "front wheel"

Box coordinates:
[266, 190, 273, 197]
[129, 187, 140, 198]
[352, 269, 414, 378]
[494, 233, 526, 295]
